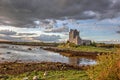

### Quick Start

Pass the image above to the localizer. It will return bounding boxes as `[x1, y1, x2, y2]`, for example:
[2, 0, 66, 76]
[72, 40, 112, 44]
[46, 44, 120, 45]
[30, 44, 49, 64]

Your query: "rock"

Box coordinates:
[6, 52, 11, 54]
[1, 58, 5, 60]
[28, 48, 32, 50]
[33, 76, 39, 80]
[23, 77, 29, 80]
[43, 71, 48, 77]
[0, 75, 8, 79]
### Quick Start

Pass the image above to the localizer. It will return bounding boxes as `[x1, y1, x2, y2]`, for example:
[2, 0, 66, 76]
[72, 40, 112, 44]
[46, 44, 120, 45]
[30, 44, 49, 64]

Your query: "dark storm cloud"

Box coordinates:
[0, 0, 120, 27]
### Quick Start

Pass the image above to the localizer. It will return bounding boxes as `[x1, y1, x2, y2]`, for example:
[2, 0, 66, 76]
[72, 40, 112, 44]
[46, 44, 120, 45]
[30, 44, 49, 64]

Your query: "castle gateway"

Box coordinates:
[69, 29, 91, 45]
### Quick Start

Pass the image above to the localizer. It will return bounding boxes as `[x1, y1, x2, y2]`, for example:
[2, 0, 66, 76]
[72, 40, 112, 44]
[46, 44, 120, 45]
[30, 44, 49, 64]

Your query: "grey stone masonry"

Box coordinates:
[69, 29, 91, 45]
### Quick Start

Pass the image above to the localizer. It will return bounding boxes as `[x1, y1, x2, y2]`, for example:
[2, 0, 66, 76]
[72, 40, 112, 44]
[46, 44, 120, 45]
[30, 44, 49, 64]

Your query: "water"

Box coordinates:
[0, 44, 96, 66]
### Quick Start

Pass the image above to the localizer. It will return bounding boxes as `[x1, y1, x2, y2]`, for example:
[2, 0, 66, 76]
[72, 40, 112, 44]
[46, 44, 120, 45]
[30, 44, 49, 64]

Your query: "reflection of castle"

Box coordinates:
[69, 57, 96, 66]
[69, 57, 80, 66]
[69, 29, 91, 45]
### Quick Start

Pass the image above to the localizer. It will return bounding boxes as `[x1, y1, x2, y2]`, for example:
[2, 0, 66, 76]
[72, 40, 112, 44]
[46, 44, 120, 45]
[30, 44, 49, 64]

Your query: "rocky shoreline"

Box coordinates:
[0, 62, 88, 75]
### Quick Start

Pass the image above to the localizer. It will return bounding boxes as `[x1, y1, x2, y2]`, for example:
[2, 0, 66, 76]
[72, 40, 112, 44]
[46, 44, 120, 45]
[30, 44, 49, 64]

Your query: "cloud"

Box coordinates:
[116, 25, 120, 34]
[45, 26, 69, 33]
[17, 33, 37, 36]
[0, 30, 36, 42]
[0, 33, 62, 42]
[0, 35, 34, 42]
[33, 34, 61, 42]
[38, 19, 56, 29]
[0, 30, 16, 35]
[0, 0, 119, 27]
[116, 26, 120, 34]
[82, 11, 99, 19]
[116, 31, 120, 34]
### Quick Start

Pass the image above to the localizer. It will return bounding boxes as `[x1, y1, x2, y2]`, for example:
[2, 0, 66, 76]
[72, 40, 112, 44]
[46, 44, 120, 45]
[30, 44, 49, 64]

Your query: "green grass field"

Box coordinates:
[58, 45, 116, 53]
[71, 46, 116, 53]
[2, 70, 89, 80]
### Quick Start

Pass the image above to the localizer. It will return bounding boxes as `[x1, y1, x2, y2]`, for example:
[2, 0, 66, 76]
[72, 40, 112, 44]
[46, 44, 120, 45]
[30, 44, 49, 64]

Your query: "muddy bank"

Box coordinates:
[0, 62, 88, 75]
[42, 47, 105, 58]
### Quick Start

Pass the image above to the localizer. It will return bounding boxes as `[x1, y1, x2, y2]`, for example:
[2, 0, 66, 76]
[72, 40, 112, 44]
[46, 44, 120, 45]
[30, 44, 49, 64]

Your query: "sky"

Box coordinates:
[0, 0, 120, 43]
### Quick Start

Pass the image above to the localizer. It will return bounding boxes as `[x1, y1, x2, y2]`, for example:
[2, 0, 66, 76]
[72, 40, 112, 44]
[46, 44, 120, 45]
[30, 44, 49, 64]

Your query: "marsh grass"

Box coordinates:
[87, 49, 120, 80]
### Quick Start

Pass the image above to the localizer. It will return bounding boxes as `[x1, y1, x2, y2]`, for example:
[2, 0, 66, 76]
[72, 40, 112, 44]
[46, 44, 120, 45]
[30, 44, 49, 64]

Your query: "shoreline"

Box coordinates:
[0, 43, 114, 58]
[0, 62, 88, 75]
[42, 47, 106, 58]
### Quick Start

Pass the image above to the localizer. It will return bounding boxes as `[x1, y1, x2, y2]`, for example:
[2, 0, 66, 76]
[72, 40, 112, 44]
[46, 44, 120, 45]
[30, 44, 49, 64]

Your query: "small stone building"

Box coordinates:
[69, 29, 91, 45]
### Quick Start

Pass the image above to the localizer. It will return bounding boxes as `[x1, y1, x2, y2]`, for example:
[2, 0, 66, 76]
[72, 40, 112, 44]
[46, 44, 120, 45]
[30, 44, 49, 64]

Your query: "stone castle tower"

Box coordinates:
[69, 29, 91, 45]
[69, 29, 81, 45]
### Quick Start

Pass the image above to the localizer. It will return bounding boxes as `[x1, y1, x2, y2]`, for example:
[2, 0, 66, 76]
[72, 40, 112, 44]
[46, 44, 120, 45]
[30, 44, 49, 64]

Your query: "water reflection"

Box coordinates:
[0, 44, 96, 66]
[69, 57, 96, 66]
[69, 57, 80, 66]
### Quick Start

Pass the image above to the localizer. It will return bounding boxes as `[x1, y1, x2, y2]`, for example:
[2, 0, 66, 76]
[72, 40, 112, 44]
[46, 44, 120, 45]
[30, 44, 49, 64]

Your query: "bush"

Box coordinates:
[58, 42, 77, 48]
[87, 49, 120, 80]
[90, 42, 97, 47]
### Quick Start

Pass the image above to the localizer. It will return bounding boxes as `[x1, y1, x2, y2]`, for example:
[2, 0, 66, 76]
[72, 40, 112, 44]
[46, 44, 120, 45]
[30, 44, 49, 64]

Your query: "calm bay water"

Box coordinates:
[0, 44, 96, 66]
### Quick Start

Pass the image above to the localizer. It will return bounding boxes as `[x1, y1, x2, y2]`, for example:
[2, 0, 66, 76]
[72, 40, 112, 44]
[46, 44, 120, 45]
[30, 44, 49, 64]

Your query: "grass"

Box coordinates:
[58, 45, 116, 53]
[1, 70, 89, 80]
[0, 62, 83, 75]
[58, 42, 118, 53]
[71, 46, 115, 53]
[0, 42, 119, 80]
[1, 48, 119, 80]
[86, 49, 120, 80]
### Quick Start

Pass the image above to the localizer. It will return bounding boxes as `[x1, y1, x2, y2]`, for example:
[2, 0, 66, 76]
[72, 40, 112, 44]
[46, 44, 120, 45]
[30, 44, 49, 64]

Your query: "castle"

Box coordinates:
[69, 29, 91, 45]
